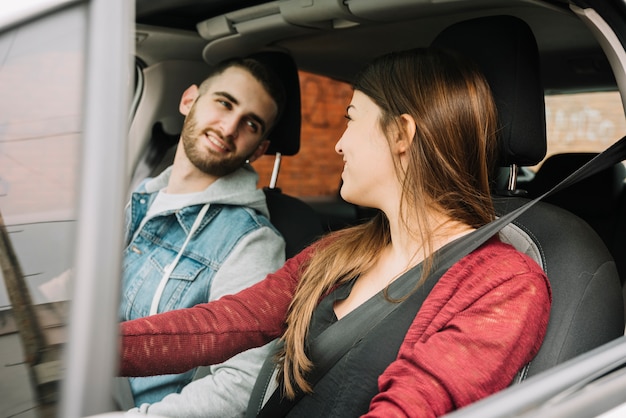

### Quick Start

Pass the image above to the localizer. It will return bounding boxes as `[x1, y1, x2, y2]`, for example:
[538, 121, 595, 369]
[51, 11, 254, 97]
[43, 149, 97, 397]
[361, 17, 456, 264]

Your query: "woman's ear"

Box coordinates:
[395, 113, 417, 154]
[179, 85, 199, 116]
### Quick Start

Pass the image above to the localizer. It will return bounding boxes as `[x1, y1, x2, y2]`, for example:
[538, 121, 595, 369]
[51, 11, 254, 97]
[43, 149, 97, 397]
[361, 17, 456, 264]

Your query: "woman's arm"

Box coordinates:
[120, 245, 315, 377]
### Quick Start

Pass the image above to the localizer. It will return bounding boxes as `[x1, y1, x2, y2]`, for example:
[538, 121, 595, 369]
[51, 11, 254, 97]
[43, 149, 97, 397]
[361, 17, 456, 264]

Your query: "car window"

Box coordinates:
[541, 90, 626, 168]
[251, 71, 351, 197]
[0, 5, 84, 417]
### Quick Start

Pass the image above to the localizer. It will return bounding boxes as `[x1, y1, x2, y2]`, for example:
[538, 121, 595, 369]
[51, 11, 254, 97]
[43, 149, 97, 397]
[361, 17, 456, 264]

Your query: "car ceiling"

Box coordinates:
[136, 0, 267, 31]
[135, 0, 621, 93]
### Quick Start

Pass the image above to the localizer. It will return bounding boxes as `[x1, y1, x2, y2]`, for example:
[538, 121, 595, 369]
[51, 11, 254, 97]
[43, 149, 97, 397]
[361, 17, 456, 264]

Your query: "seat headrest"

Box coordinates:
[248, 51, 301, 156]
[431, 15, 546, 167]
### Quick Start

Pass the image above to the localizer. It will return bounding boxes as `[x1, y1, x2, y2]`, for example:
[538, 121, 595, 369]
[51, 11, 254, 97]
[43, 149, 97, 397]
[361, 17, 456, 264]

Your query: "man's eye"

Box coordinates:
[218, 100, 232, 109]
[246, 120, 259, 133]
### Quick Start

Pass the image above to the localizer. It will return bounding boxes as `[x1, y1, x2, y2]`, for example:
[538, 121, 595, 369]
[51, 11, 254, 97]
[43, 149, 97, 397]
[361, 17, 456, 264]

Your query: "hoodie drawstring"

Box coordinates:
[149, 203, 210, 315]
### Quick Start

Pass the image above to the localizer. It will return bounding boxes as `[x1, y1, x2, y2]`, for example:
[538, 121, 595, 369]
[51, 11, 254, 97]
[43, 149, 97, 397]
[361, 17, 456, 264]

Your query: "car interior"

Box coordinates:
[3, 0, 626, 417]
[129, 0, 626, 407]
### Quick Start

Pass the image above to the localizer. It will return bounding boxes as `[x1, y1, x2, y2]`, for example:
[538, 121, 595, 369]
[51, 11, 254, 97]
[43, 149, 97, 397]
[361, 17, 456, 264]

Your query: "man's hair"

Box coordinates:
[198, 57, 287, 136]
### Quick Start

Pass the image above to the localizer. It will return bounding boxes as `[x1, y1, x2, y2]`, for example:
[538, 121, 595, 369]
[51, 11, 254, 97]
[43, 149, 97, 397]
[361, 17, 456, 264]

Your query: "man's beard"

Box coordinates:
[180, 107, 250, 178]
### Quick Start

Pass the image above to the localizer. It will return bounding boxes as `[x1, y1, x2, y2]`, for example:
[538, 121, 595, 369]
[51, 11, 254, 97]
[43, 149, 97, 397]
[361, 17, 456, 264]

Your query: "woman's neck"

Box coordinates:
[385, 208, 475, 270]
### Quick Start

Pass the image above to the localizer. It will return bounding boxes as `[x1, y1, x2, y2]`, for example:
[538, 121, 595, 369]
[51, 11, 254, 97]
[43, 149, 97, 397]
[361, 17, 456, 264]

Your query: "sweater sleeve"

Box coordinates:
[119, 245, 315, 377]
[364, 248, 551, 417]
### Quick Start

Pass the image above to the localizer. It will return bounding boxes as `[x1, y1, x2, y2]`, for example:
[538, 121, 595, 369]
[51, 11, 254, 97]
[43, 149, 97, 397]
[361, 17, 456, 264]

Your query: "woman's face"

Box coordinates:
[335, 90, 399, 210]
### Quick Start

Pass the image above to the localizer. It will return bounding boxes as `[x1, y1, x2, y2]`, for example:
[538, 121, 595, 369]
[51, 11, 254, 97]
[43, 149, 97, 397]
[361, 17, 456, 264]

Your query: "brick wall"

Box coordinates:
[252, 71, 352, 197]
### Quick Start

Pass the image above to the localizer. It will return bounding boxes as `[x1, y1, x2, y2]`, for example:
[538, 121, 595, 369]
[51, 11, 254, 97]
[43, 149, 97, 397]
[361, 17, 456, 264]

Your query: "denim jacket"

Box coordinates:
[120, 164, 285, 415]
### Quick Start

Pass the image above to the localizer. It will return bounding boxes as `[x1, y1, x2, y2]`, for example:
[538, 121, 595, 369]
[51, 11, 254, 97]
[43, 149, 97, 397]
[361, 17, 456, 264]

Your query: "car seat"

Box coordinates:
[248, 51, 324, 258]
[523, 152, 626, 285]
[431, 15, 624, 380]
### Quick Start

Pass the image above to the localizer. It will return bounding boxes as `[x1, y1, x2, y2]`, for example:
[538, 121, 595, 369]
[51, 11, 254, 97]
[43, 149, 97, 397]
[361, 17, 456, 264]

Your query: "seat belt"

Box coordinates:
[253, 236, 470, 417]
[251, 134, 626, 418]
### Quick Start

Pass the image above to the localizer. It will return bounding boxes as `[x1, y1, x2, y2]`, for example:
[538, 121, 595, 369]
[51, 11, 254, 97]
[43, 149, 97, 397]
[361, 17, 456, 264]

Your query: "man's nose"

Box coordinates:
[221, 113, 239, 139]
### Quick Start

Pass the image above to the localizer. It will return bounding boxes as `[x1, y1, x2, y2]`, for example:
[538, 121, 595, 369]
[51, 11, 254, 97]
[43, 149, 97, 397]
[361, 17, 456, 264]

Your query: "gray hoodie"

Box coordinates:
[123, 164, 285, 417]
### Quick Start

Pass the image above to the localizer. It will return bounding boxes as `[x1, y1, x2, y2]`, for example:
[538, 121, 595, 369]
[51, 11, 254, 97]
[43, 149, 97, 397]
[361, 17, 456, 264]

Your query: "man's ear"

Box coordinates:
[395, 113, 417, 154]
[247, 140, 270, 163]
[179, 85, 199, 116]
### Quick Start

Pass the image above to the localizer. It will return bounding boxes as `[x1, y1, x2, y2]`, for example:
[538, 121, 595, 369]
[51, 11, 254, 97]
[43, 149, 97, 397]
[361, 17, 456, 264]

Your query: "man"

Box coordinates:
[120, 57, 286, 416]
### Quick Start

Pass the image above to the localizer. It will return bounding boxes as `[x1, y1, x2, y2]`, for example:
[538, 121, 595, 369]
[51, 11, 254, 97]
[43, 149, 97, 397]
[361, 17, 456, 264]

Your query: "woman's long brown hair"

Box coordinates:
[276, 48, 499, 398]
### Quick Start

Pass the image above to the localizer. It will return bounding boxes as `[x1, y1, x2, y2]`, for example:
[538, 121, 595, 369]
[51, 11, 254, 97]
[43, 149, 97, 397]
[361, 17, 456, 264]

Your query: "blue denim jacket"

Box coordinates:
[119, 166, 285, 407]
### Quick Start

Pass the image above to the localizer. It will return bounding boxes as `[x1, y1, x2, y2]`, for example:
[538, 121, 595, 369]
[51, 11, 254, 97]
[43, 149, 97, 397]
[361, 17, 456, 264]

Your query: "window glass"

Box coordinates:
[541, 91, 626, 168]
[0, 5, 84, 417]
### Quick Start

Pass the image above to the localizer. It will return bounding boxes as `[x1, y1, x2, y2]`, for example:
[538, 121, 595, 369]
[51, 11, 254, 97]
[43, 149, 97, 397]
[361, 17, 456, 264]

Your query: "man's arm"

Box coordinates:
[130, 343, 274, 418]
[209, 225, 285, 301]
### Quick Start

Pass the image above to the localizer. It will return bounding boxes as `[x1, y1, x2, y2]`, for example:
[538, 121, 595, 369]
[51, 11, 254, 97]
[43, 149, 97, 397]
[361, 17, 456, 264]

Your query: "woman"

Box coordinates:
[120, 48, 551, 417]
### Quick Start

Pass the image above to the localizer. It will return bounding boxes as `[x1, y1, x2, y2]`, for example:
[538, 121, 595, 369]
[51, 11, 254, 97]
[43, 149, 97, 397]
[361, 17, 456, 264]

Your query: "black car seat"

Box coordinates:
[249, 51, 324, 258]
[432, 15, 624, 381]
[523, 152, 626, 284]
[130, 51, 323, 259]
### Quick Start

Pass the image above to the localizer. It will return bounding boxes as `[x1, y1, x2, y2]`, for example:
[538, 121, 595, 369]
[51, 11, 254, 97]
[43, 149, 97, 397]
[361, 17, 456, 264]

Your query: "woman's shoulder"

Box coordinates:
[441, 235, 550, 297]
[468, 235, 544, 272]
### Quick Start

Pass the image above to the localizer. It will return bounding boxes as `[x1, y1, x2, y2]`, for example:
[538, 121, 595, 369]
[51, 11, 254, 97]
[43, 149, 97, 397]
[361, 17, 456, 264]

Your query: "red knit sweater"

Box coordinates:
[120, 237, 551, 417]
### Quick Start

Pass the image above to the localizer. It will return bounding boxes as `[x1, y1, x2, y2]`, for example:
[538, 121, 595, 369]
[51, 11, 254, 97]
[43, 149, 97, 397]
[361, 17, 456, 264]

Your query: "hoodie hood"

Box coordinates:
[143, 164, 269, 218]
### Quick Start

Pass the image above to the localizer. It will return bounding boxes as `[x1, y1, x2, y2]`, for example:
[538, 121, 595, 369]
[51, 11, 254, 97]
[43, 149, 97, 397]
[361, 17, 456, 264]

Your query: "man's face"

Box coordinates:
[179, 66, 278, 178]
